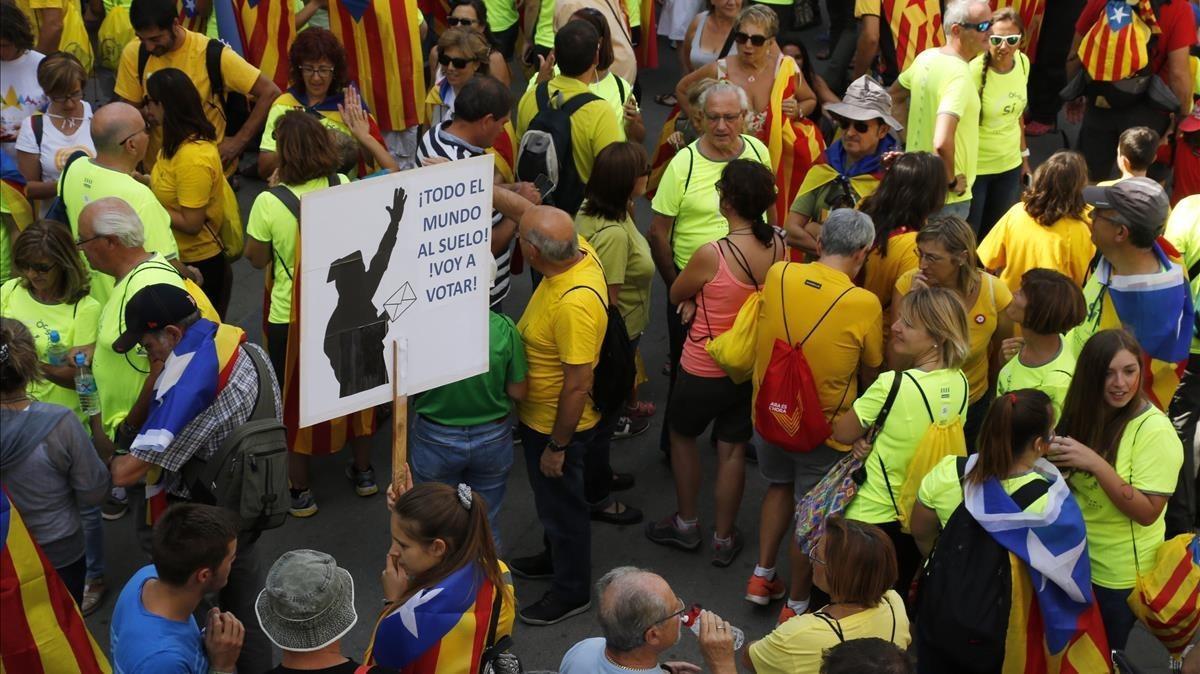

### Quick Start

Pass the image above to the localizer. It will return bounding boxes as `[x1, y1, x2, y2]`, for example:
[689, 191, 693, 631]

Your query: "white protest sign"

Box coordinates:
[299, 154, 494, 428]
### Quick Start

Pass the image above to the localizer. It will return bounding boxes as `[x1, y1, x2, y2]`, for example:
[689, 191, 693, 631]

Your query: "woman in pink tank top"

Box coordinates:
[646, 159, 785, 566]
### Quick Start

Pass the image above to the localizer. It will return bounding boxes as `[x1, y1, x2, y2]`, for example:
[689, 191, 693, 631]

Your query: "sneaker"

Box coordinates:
[509, 551, 554, 579]
[101, 495, 128, 521]
[1025, 119, 1055, 137]
[712, 528, 745, 567]
[645, 514, 702, 551]
[289, 489, 319, 518]
[612, 415, 650, 440]
[346, 464, 379, 497]
[778, 605, 798, 623]
[745, 574, 787, 606]
[81, 578, 106, 616]
[518, 591, 591, 625]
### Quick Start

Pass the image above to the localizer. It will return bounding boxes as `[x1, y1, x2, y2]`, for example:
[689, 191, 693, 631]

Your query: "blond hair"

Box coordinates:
[899, 286, 970, 369]
[735, 5, 779, 38]
[916, 215, 981, 296]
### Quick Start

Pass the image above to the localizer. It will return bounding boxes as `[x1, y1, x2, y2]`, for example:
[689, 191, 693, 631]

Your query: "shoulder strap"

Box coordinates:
[31, 113, 43, 148]
[797, 286, 854, 348]
[205, 39, 227, 98]
[559, 90, 602, 116]
[137, 44, 150, 85]
[719, 238, 758, 290]
[561, 283, 609, 309]
[902, 371, 935, 422]
[268, 184, 302, 221]
[535, 81, 551, 110]
[57, 149, 88, 196]
[743, 135, 763, 161]
[682, 146, 695, 192]
[241, 344, 279, 422]
[873, 371, 905, 434]
[1009, 478, 1051, 510]
[615, 75, 627, 103]
[955, 456, 969, 479]
[812, 612, 846, 643]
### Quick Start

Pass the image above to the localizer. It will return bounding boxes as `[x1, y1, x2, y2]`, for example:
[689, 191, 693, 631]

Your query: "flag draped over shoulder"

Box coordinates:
[0, 153, 32, 232]
[963, 457, 1111, 673]
[213, 0, 296, 91]
[276, 88, 387, 175]
[1078, 0, 1160, 82]
[764, 56, 826, 225]
[796, 134, 894, 212]
[0, 489, 111, 674]
[882, 0, 945, 72]
[328, 0, 426, 132]
[991, 0, 1045, 63]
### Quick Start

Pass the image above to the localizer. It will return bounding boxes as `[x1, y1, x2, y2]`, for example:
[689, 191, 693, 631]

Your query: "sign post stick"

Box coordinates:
[391, 338, 408, 490]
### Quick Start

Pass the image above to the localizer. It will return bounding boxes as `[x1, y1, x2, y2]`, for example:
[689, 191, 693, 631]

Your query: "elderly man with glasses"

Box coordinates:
[560, 566, 738, 674]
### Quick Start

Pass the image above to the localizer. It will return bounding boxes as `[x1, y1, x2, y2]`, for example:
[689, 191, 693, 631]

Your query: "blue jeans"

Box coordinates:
[935, 199, 972, 220]
[409, 413, 514, 549]
[1094, 585, 1135, 651]
[968, 166, 1023, 239]
[80, 504, 104, 581]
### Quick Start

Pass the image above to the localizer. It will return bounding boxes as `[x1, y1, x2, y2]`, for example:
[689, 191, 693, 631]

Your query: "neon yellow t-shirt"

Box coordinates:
[533, 0, 556, 48]
[516, 75, 621, 185]
[1164, 194, 1200, 355]
[93, 255, 185, 439]
[846, 368, 970, 524]
[516, 240, 608, 434]
[995, 340, 1076, 421]
[895, 270, 1011, 403]
[259, 102, 350, 153]
[0, 278, 100, 423]
[897, 49, 980, 204]
[245, 174, 348, 324]
[483, 0, 519, 31]
[977, 202, 1095, 291]
[650, 135, 771, 269]
[917, 454, 1049, 527]
[1069, 405, 1183, 588]
[748, 590, 910, 673]
[969, 51, 1028, 176]
[150, 140, 229, 263]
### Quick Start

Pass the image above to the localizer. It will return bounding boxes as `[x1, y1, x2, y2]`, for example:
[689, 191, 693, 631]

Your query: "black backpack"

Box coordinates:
[265, 174, 343, 280]
[561, 284, 635, 418]
[515, 82, 600, 216]
[138, 38, 252, 139]
[915, 458, 1050, 673]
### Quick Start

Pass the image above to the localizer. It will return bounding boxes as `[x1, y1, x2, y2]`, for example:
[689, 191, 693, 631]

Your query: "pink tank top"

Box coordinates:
[681, 240, 760, 378]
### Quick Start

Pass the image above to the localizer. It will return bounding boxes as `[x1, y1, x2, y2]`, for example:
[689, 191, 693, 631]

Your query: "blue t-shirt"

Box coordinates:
[111, 565, 208, 674]
[560, 637, 661, 674]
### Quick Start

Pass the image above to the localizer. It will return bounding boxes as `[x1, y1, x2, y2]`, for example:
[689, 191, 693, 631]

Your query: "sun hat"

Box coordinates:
[255, 549, 358, 652]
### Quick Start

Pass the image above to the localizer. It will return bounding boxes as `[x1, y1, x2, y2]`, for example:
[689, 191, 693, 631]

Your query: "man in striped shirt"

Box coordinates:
[416, 75, 539, 311]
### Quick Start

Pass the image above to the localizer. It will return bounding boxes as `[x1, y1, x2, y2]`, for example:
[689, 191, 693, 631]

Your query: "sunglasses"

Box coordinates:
[438, 53, 474, 69]
[989, 34, 1021, 46]
[446, 16, 476, 26]
[833, 116, 873, 133]
[732, 31, 769, 46]
[23, 262, 54, 273]
[957, 20, 993, 32]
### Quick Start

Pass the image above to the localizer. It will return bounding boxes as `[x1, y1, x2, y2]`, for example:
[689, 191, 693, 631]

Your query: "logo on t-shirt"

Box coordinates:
[974, 313, 986, 324]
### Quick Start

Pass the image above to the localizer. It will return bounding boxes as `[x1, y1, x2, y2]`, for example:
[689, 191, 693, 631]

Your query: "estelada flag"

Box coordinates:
[419, 0, 451, 34]
[764, 56, 826, 225]
[0, 489, 111, 674]
[212, 0, 295, 91]
[991, 0, 1045, 63]
[177, 0, 211, 35]
[1078, 0, 1160, 82]
[489, 120, 517, 183]
[328, 0, 427, 132]
[882, 0, 945, 72]
[646, 106, 683, 199]
[0, 153, 33, 232]
[1128, 534, 1200, 658]
[637, 0, 658, 68]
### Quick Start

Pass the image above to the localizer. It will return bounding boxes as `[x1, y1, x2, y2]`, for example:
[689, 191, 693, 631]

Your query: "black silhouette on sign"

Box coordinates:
[323, 187, 404, 398]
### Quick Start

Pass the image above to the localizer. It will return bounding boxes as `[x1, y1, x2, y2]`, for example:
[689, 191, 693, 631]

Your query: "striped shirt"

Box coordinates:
[417, 121, 510, 307]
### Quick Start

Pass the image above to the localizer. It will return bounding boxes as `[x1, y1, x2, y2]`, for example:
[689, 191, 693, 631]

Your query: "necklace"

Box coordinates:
[603, 651, 654, 671]
[46, 112, 83, 132]
[742, 57, 770, 83]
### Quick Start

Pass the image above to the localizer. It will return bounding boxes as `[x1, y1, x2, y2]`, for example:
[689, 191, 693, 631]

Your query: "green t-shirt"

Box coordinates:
[1068, 405, 1183, 588]
[58, 158, 180, 305]
[483, 0, 518, 31]
[259, 102, 350, 153]
[650, 136, 771, 269]
[93, 255, 185, 439]
[897, 49, 980, 204]
[575, 209, 654, 338]
[246, 174, 348, 325]
[412, 311, 527, 426]
[917, 454, 1049, 527]
[995, 339, 1075, 421]
[845, 368, 970, 524]
[0, 278, 100, 423]
[970, 51, 1028, 176]
[1164, 195, 1200, 355]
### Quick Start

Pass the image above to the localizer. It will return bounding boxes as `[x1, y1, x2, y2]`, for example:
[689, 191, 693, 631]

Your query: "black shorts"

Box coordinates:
[668, 369, 753, 443]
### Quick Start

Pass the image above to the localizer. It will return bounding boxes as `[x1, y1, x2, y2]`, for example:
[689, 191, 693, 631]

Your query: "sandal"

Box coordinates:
[655, 93, 677, 107]
[590, 501, 644, 525]
[625, 401, 657, 418]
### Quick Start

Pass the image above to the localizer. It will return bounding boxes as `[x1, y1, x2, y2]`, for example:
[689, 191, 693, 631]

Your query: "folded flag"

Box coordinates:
[1078, 0, 1160, 82]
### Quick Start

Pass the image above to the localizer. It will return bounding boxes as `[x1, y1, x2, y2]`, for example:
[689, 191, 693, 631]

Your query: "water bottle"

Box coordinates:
[680, 604, 745, 650]
[74, 353, 100, 416]
[46, 330, 68, 366]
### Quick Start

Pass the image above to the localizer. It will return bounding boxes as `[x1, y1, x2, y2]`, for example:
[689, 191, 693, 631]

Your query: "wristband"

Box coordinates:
[1021, 148, 1031, 158]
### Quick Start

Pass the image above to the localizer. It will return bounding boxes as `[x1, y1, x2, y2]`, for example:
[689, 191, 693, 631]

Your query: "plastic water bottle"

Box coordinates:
[74, 353, 100, 416]
[46, 330, 68, 366]
[680, 604, 745, 650]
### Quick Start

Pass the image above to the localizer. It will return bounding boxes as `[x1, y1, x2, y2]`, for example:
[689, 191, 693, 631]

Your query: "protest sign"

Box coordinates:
[299, 155, 494, 428]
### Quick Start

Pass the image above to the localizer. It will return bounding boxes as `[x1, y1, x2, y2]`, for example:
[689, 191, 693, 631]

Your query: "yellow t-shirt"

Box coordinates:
[749, 590, 910, 673]
[917, 454, 1049, 527]
[13, 0, 92, 70]
[753, 261, 884, 449]
[861, 230, 918, 310]
[1164, 194, 1200, 355]
[516, 240, 608, 434]
[1068, 405, 1183, 589]
[995, 339, 1076, 421]
[977, 203, 1095, 291]
[895, 271, 1010, 403]
[150, 140, 228, 263]
[846, 368, 970, 524]
[525, 69, 635, 141]
[516, 75, 620, 185]
[897, 49, 980, 204]
[0, 278, 100, 424]
[650, 135, 771, 269]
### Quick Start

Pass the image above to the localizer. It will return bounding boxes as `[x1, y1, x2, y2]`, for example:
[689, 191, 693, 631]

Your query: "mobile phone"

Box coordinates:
[534, 173, 554, 199]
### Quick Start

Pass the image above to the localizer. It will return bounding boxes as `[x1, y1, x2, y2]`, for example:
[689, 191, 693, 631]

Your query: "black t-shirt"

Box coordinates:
[267, 660, 399, 674]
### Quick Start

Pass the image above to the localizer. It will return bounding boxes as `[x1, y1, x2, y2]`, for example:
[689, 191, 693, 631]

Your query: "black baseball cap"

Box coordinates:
[112, 284, 198, 354]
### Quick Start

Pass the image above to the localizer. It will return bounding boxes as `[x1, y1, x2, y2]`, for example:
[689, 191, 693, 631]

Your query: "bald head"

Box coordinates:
[519, 205, 577, 264]
[92, 102, 146, 154]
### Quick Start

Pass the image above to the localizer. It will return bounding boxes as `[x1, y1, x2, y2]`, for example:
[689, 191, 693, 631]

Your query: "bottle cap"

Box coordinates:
[74, 352, 86, 366]
[50, 330, 60, 341]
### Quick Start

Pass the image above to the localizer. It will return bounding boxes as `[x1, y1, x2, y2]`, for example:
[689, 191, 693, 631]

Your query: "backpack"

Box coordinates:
[561, 283, 636, 418]
[515, 82, 600, 215]
[755, 263, 854, 453]
[915, 457, 1050, 673]
[479, 581, 523, 674]
[1067, 0, 1181, 111]
[45, 149, 89, 225]
[266, 174, 344, 280]
[180, 344, 289, 534]
[138, 38, 252, 140]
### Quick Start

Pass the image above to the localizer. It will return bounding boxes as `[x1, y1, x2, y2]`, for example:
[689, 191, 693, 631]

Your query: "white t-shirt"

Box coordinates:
[15, 103, 96, 182]
[0, 51, 46, 159]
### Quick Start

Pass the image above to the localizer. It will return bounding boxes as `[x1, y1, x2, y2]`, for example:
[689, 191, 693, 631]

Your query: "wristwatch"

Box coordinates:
[947, 178, 957, 190]
[546, 438, 567, 453]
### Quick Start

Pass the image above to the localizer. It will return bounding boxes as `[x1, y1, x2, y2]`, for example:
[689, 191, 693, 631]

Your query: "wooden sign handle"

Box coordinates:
[391, 339, 408, 491]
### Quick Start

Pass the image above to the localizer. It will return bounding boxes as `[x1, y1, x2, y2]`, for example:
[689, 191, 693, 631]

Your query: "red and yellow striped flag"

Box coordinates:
[226, 0, 295, 91]
[489, 121, 517, 183]
[178, 0, 210, 34]
[1078, 0, 1160, 82]
[765, 57, 826, 225]
[636, 0, 658, 68]
[0, 489, 111, 674]
[1004, 553, 1112, 673]
[419, 0, 451, 34]
[646, 106, 683, 199]
[328, 0, 427, 132]
[882, 0, 945, 72]
[991, 0, 1045, 63]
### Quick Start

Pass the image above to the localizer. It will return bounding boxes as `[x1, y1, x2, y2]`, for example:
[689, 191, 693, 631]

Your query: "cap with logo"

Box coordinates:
[1082, 177, 1170, 237]
[112, 284, 198, 354]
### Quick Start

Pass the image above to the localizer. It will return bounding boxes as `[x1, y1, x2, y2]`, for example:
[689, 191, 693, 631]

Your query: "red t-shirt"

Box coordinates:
[1172, 138, 1200, 205]
[1075, 0, 1198, 78]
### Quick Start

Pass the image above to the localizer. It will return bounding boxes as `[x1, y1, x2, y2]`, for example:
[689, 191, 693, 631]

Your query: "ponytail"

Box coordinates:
[969, 389, 1052, 484]
[0, 318, 41, 395]
[392, 482, 504, 596]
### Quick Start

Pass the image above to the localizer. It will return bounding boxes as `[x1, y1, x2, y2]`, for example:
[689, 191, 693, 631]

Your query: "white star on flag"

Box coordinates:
[184, 0, 196, 12]
[1108, 5, 1128, 23]
[398, 587, 443, 638]
[1026, 529, 1087, 603]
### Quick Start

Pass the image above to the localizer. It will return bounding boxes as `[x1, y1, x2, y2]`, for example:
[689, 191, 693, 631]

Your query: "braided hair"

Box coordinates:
[978, 8, 1023, 124]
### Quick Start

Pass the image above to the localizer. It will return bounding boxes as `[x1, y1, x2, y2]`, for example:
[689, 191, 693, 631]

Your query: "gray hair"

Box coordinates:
[82, 197, 145, 247]
[943, 0, 989, 30]
[698, 81, 750, 115]
[820, 209, 876, 256]
[596, 567, 671, 653]
[523, 225, 576, 263]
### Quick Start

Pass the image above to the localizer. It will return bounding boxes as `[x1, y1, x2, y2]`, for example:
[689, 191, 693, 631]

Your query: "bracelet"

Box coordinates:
[1021, 148, 1031, 158]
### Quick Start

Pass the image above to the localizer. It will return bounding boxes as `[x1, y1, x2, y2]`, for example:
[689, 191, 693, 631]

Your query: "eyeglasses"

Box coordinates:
[299, 65, 335, 77]
[989, 34, 1021, 47]
[23, 262, 54, 273]
[916, 249, 946, 264]
[446, 16, 476, 26]
[438, 53, 474, 69]
[732, 31, 770, 46]
[49, 90, 84, 104]
[75, 234, 105, 247]
[643, 597, 688, 632]
[117, 125, 147, 146]
[832, 115, 873, 134]
[704, 112, 743, 124]
[957, 20, 993, 32]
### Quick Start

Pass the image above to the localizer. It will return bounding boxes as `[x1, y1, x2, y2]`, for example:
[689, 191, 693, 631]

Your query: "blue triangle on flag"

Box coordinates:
[1105, 0, 1132, 30]
[246, 0, 259, 8]
[340, 0, 370, 21]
